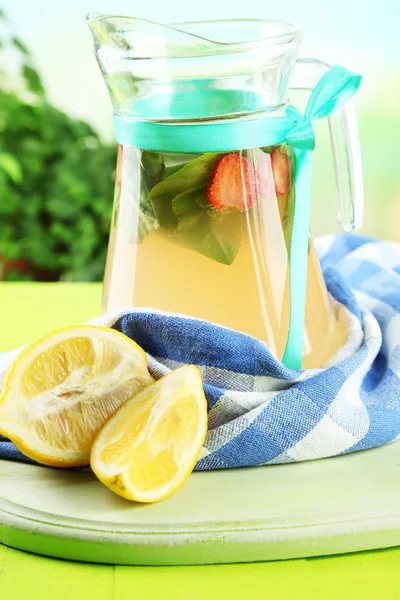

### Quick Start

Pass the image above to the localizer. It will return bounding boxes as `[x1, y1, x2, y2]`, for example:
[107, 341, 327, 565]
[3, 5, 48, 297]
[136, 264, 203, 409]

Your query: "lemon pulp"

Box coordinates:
[91, 365, 208, 503]
[0, 325, 152, 466]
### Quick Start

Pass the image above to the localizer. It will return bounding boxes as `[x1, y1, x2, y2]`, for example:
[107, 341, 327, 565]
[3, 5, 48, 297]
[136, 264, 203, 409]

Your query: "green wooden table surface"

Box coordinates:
[0, 282, 400, 599]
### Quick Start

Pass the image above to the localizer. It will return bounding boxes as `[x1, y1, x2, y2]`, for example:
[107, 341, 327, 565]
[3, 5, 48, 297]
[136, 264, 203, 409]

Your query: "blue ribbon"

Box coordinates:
[113, 66, 361, 369]
[282, 66, 361, 368]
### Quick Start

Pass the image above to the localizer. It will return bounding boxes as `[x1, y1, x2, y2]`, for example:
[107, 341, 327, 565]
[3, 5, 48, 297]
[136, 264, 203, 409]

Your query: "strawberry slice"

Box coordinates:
[208, 153, 258, 212]
[271, 147, 290, 196]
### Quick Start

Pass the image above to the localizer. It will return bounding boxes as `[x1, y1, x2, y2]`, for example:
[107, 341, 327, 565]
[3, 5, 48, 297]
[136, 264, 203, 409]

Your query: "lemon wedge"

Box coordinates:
[0, 325, 152, 467]
[91, 365, 208, 503]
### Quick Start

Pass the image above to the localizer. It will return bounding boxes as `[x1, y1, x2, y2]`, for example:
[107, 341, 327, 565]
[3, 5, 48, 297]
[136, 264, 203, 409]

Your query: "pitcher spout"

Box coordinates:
[86, 13, 212, 57]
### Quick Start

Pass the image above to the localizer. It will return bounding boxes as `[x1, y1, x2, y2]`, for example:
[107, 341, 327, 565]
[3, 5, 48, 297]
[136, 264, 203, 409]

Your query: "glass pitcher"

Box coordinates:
[87, 15, 363, 370]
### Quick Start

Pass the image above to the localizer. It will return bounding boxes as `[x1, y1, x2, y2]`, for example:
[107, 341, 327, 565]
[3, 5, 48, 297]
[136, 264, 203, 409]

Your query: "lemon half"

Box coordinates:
[91, 365, 208, 503]
[0, 325, 152, 467]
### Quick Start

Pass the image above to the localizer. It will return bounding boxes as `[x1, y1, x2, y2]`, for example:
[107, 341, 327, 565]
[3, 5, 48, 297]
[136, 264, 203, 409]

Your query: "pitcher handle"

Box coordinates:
[291, 58, 364, 232]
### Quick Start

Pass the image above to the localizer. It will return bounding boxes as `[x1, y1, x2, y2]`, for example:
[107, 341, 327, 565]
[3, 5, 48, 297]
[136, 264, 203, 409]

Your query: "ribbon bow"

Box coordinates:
[285, 66, 362, 151]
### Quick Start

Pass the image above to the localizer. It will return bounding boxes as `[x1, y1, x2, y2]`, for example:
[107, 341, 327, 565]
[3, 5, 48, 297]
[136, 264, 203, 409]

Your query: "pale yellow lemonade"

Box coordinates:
[103, 145, 347, 369]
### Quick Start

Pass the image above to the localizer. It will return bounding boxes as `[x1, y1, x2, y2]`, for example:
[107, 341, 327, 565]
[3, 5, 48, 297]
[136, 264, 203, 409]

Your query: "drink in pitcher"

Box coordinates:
[103, 144, 347, 368]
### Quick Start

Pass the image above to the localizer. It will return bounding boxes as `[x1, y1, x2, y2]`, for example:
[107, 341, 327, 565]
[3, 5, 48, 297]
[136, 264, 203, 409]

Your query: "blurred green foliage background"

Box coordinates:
[1, 1, 399, 281]
[0, 8, 115, 281]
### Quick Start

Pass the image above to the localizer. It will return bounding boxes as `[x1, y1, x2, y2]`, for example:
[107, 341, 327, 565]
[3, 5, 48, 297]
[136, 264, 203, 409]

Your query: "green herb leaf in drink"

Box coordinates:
[139, 150, 246, 265]
[174, 212, 241, 265]
[141, 150, 164, 191]
[147, 153, 221, 233]
[148, 153, 221, 200]
[171, 186, 209, 216]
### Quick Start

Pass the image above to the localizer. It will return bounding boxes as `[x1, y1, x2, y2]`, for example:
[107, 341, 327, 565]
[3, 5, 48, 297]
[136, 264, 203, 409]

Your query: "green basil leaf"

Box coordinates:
[141, 150, 164, 190]
[176, 209, 204, 232]
[162, 153, 199, 177]
[194, 188, 211, 208]
[174, 211, 241, 265]
[142, 151, 242, 264]
[135, 180, 159, 243]
[172, 185, 209, 216]
[149, 152, 222, 200]
[140, 180, 155, 217]
[150, 194, 179, 229]
[162, 164, 186, 179]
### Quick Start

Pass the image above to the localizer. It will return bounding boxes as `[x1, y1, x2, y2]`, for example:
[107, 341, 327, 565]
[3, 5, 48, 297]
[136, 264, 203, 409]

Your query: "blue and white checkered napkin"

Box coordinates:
[1, 234, 400, 469]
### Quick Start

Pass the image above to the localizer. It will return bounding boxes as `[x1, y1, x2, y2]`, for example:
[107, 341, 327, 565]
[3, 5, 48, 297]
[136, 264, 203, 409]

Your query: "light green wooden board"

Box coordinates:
[1, 439, 400, 565]
[1, 283, 400, 597]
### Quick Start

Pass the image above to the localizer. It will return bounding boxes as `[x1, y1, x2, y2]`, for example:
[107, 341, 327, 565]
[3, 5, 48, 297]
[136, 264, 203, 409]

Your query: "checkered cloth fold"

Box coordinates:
[1, 234, 399, 469]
